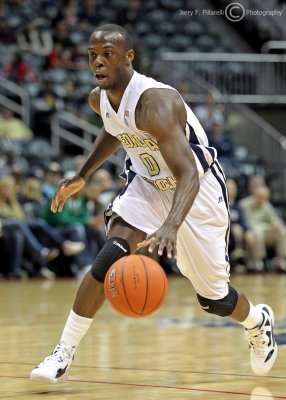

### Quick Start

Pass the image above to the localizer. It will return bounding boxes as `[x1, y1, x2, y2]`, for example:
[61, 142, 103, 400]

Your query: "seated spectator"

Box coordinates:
[18, 177, 48, 220]
[78, 0, 102, 28]
[0, 108, 33, 142]
[69, 43, 89, 70]
[0, 175, 85, 277]
[42, 179, 94, 279]
[90, 168, 119, 207]
[33, 80, 64, 138]
[3, 51, 37, 84]
[0, 16, 17, 44]
[84, 180, 106, 260]
[116, 0, 142, 30]
[17, 18, 53, 56]
[240, 185, 286, 271]
[45, 43, 66, 69]
[0, 217, 59, 279]
[42, 162, 62, 199]
[52, 19, 73, 49]
[208, 121, 236, 166]
[193, 90, 224, 134]
[240, 175, 266, 204]
[226, 178, 255, 272]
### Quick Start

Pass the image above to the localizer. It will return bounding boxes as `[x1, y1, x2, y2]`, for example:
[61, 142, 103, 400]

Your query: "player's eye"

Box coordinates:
[89, 52, 97, 58]
[105, 51, 113, 58]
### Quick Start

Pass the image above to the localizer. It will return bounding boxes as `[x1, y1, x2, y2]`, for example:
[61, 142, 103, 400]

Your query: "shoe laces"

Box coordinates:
[248, 329, 268, 355]
[43, 343, 74, 365]
[247, 314, 270, 356]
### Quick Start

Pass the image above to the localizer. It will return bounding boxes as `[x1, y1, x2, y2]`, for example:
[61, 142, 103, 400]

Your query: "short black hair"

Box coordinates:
[92, 24, 133, 50]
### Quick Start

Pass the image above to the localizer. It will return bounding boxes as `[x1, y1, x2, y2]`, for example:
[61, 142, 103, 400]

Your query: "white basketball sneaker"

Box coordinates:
[30, 342, 76, 383]
[246, 304, 278, 376]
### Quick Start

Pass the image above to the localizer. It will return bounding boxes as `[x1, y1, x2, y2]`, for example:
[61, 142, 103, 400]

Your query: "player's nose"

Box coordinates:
[93, 55, 104, 68]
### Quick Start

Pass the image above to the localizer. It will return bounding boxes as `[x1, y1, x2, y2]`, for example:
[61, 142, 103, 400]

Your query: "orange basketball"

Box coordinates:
[104, 254, 168, 317]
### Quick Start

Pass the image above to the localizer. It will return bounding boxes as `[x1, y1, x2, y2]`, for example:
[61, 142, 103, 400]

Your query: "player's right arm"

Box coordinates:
[51, 88, 121, 213]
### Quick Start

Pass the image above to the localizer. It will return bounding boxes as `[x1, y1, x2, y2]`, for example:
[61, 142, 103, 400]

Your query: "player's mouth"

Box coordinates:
[95, 74, 108, 83]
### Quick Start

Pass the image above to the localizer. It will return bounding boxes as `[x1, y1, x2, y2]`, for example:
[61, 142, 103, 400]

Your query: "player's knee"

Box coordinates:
[197, 287, 238, 317]
[91, 237, 130, 283]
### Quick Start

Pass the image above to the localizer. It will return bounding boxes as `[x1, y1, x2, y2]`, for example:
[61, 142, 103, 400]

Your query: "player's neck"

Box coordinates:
[107, 70, 134, 112]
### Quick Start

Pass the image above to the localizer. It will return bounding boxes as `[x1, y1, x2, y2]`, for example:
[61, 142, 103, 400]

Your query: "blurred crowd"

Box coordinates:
[1, 0, 286, 279]
[0, 160, 122, 279]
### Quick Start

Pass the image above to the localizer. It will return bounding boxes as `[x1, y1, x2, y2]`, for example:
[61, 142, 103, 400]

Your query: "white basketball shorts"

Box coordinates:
[106, 162, 230, 300]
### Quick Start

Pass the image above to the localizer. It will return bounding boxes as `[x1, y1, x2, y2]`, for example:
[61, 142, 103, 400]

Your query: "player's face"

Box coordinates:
[88, 32, 133, 90]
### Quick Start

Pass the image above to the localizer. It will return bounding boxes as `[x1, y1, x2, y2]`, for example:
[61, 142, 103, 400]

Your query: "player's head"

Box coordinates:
[88, 24, 134, 90]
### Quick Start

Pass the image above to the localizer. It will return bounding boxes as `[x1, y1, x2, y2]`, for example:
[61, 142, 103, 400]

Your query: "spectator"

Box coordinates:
[208, 121, 236, 166]
[0, 108, 33, 142]
[52, 20, 73, 49]
[116, 0, 142, 29]
[193, 90, 224, 134]
[226, 178, 255, 272]
[18, 177, 47, 220]
[78, 0, 102, 28]
[84, 180, 106, 260]
[240, 185, 286, 271]
[42, 180, 94, 279]
[45, 43, 66, 69]
[3, 51, 38, 84]
[0, 217, 59, 279]
[0, 16, 17, 44]
[90, 168, 119, 207]
[17, 18, 53, 56]
[33, 80, 64, 138]
[70, 43, 89, 70]
[240, 175, 266, 203]
[42, 162, 62, 199]
[0, 175, 85, 276]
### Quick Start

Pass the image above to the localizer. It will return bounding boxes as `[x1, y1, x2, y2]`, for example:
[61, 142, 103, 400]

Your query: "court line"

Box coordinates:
[0, 361, 285, 380]
[0, 375, 285, 398]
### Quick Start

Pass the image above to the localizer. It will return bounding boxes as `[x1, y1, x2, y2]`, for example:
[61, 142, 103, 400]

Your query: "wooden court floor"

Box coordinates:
[0, 274, 286, 399]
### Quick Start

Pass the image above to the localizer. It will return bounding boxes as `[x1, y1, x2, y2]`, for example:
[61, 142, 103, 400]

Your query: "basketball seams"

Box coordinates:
[121, 255, 138, 315]
[139, 255, 149, 315]
[107, 291, 137, 317]
[104, 255, 167, 317]
[146, 269, 167, 314]
[104, 257, 137, 317]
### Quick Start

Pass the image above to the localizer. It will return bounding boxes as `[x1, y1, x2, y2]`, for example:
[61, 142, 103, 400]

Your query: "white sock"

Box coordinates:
[60, 309, 93, 347]
[241, 302, 263, 330]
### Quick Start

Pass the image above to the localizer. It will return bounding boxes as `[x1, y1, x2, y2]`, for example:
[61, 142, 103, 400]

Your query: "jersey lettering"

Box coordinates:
[154, 177, 176, 190]
[139, 153, 160, 176]
[117, 134, 159, 151]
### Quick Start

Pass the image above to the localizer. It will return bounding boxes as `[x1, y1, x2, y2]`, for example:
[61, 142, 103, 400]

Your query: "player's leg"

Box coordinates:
[30, 216, 146, 383]
[73, 215, 146, 317]
[177, 165, 277, 376]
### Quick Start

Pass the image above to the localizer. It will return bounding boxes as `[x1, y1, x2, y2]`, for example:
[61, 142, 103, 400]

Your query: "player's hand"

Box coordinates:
[51, 174, 85, 213]
[137, 225, 178, 259]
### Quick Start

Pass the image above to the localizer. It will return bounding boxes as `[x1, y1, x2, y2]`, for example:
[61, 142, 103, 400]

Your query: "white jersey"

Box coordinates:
[100, 71, 217, 190]
[102, 72, 230, 299]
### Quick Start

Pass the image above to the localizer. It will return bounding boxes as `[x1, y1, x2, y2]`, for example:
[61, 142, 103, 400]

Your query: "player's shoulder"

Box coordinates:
[139, 87, 183, 110]
[89, 87, 101, 115]
[137, 87, 184, 123]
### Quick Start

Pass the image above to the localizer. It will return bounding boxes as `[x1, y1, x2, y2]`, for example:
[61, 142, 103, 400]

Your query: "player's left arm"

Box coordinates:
[136, 88, 200, 258]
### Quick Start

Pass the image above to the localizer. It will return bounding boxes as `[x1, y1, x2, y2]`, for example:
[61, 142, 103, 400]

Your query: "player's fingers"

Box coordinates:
[158, 240, 166, 256]
[58, 197, 67, 212]
[148, 237, 159, 254]
[172, 245, 178, 260]
[51, 192, 60, 213]
[137, 236, 155, 248]
[166, 241, 173, 259]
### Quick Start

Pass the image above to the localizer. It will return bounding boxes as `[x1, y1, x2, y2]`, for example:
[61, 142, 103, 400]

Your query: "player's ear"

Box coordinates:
[126, 49, 134, 65]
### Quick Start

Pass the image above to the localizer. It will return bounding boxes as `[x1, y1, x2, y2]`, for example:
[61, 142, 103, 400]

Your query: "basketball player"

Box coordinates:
[30, 24, 277, 382]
